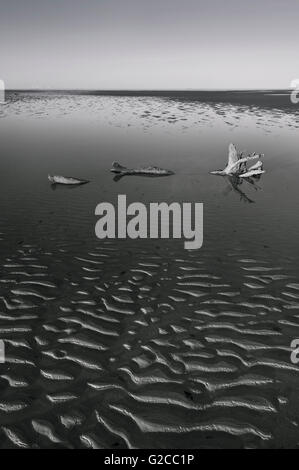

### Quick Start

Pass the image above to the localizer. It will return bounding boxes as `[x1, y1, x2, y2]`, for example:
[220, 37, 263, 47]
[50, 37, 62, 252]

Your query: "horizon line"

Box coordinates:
[5, 88, 292, 92]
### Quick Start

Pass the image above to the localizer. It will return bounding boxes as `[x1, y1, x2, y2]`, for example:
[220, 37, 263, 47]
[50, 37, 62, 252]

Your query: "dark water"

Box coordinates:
[0, 91, 299, 448]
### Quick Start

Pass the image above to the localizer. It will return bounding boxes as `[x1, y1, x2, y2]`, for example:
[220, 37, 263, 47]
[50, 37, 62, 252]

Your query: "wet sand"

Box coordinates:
[10, 89, 296, 109]
[0, 91, 299, 448]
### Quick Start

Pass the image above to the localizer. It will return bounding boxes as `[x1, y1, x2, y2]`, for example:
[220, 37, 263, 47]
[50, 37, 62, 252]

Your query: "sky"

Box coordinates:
[0, 0, 298, 90]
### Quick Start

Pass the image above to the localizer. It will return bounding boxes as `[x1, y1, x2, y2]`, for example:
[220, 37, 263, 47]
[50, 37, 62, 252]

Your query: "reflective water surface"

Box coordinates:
[0, 91, 299, 448]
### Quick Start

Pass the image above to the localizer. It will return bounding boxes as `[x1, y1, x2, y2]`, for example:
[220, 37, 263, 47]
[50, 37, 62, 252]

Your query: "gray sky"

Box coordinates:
[0, 0, 298, 89]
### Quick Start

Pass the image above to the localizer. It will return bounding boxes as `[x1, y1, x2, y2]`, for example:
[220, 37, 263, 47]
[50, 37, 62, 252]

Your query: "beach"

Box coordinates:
[0, 91, 299, 448]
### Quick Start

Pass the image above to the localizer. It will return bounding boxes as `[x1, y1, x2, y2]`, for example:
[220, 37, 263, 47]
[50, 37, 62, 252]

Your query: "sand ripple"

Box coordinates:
[0, 241, 299, 449]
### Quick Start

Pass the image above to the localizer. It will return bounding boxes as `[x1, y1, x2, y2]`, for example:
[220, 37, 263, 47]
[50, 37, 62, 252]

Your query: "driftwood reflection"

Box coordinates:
[221, 174, 262, 204]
